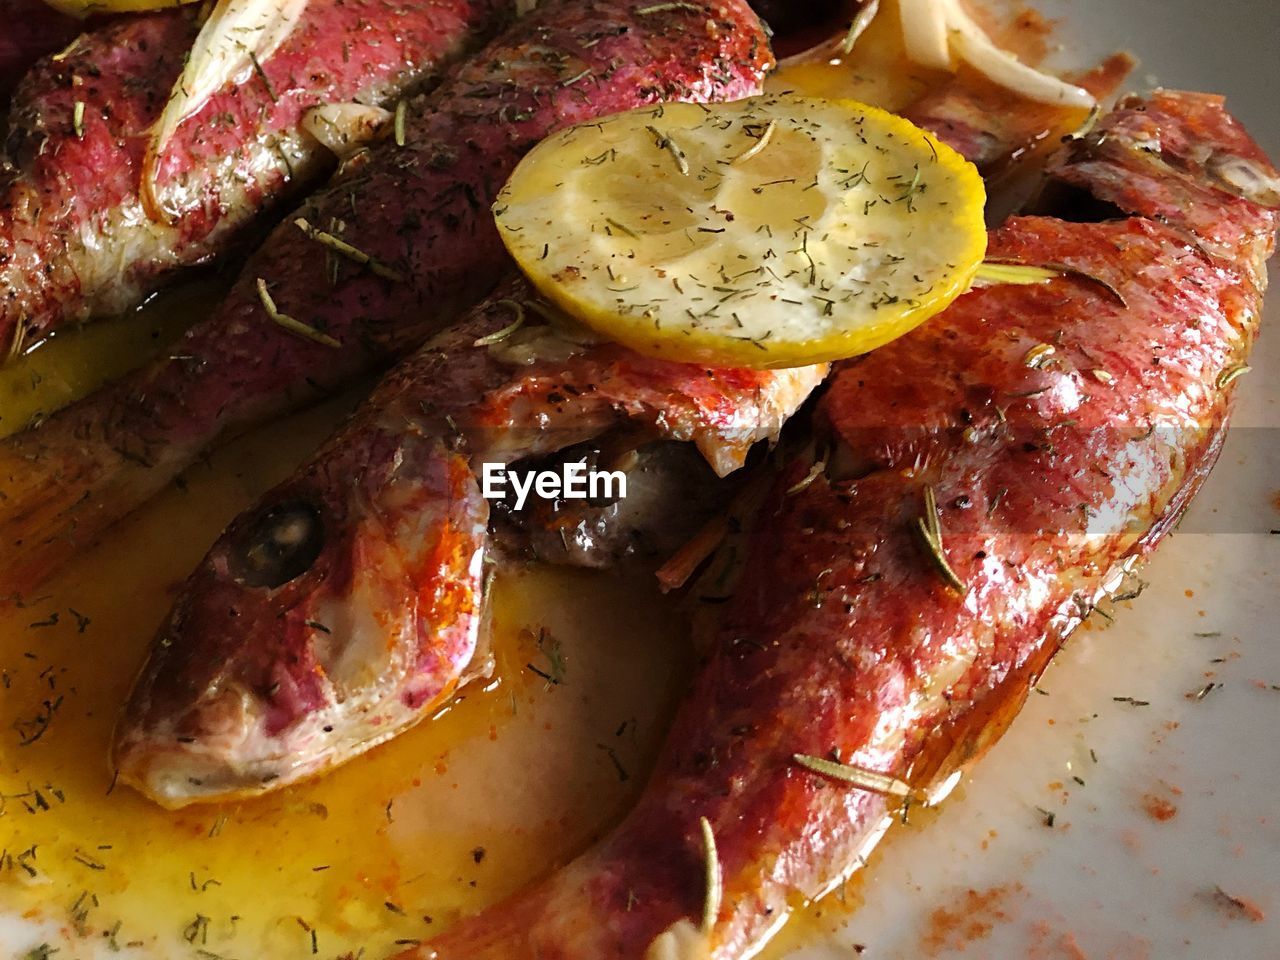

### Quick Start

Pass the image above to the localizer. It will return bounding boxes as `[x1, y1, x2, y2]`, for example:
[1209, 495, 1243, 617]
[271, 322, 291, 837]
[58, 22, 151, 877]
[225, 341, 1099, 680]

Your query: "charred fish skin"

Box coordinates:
[414, 92, 1278, 960]
[0, 0, 773, 600]
[112, 272, 825, 806]
[0, 0, 512, 358]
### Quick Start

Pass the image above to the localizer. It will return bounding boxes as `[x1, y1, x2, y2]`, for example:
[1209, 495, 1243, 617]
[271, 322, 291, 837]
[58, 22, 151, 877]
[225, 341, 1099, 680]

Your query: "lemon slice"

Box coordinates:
[493, 94, 986, 369]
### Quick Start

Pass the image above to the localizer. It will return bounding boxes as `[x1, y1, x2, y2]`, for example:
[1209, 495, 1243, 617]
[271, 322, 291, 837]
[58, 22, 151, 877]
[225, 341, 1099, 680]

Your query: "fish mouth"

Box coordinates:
[110, 676, 438, 808]
[111, 685, 329, 809]
[113, 737, 294, 809]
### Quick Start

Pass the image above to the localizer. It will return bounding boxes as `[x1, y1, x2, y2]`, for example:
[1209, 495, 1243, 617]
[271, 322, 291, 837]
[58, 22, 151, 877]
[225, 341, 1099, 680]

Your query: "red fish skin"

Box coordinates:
[1049, 91, 1280, 273]
[112, 273, 825, 805]
[0, 0, 773, 601]
[0, 0, 512, 355]
[415, 92, 1278, 960]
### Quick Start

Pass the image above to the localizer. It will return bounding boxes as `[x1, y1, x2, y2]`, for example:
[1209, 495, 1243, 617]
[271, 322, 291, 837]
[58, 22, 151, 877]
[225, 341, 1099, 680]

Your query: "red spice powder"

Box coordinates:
[922, 884, 1022, 955]
[1142, 794, 1178, 822]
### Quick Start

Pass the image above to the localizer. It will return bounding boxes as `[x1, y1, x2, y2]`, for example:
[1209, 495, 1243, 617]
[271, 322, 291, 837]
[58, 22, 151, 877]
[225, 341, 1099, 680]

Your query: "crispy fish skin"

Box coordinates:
[112, 273, 825, 805]
[0, 0, 511, 357]
[0, 0, 773, 600]
[413, 92, 1279, 960]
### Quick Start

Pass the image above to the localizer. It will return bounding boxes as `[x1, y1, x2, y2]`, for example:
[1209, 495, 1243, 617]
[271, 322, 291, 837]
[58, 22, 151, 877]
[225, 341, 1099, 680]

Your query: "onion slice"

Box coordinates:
[899, 0, 951, 70]
[140, 0, 309, 222]
[942, 0, 1094, 108]
[894, 0, 1095, 110]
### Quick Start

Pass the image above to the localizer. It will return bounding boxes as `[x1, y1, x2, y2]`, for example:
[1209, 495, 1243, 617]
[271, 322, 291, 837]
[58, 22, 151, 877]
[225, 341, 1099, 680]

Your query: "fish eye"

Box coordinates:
[228, 500, 325, 589]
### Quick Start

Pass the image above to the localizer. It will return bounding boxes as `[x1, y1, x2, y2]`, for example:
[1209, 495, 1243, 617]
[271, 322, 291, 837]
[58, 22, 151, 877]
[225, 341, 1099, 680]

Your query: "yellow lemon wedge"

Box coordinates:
[493, 94, 986, 369]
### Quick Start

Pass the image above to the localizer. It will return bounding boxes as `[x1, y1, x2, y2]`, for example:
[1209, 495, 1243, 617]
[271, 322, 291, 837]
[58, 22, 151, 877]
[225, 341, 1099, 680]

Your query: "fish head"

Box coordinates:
[112, 437, 489, 808]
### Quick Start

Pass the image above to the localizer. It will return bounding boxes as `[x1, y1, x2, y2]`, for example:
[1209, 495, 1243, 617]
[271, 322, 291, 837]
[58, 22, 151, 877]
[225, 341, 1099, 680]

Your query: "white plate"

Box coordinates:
[2, 1, 1278, 958]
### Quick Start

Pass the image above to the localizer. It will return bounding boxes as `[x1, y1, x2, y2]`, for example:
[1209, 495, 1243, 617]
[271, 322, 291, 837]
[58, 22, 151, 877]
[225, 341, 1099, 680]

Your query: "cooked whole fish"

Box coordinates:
[112, 275, 825, 805]
[108, 39, 1139, 805]
[410, 90, 1279, 959]
[0, 0, 773, 600]
[0, 0, 511, 359]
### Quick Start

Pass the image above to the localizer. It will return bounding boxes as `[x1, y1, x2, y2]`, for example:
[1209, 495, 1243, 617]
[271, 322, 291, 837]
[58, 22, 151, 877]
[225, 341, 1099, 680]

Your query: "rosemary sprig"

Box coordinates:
[393, 99, 407, 147]
[840, 0, 880, 53]
[647, 124, 689, 176]
[604, 217, 640, 238]
[792, 753, 916, 799]
[730, 119, 776, 165]
[896, 163, 923, 211]
[293, 218, 405, 282]
[526, 627, 567, 687]
[972, 262, 1059, 286]
[1216, 363, 1251, 389]
[698, 816, 721, 933]
[182, 913, 211, 945]
[255, 278, 340, 348]
[73, 101, 85, 139]
[473, 299, 527, 346]
[248, 51, 277, 103]
[1023, 342, 1056, 369]
[6, 319, 28, 362]
[914, 485, 967, 593]
[635, 1, 703, 14]
[976, 259, 1128, 306]
[51, 35, 84, 62]
[785, 459, 826, 496]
